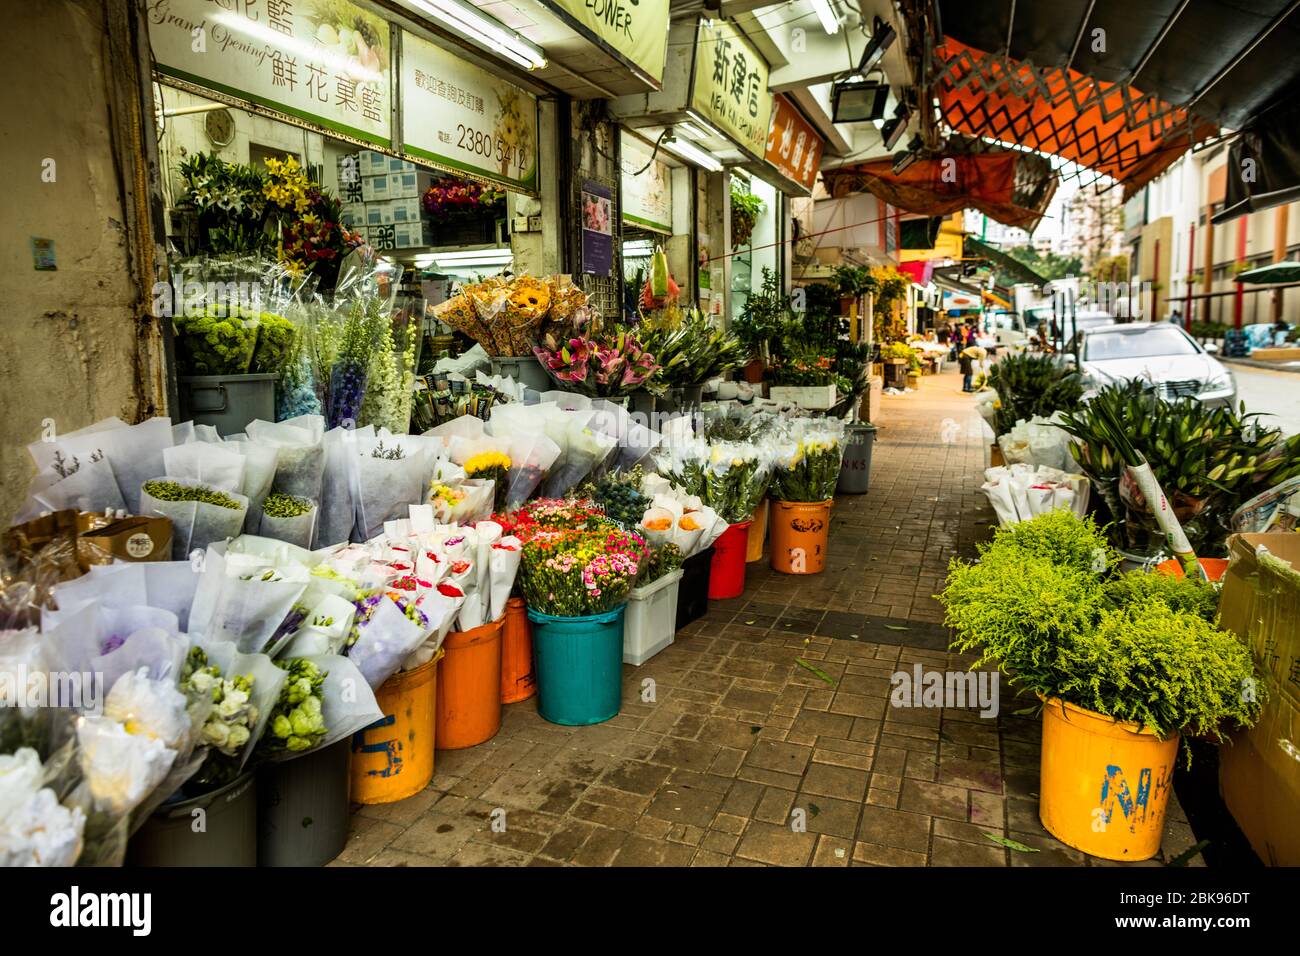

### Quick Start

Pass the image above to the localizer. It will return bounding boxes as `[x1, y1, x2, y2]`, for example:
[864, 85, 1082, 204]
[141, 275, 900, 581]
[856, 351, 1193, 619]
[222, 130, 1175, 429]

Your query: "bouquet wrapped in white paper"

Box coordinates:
[24, 416, 174, 517]
[0, 748, 85, 867]
[139, 477, 250, 560]
[246, 414, 327, 502]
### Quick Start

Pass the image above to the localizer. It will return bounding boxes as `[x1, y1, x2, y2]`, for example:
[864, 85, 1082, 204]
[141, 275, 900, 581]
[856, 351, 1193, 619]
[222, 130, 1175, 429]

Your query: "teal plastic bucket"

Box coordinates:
[527, 605, 627, 726]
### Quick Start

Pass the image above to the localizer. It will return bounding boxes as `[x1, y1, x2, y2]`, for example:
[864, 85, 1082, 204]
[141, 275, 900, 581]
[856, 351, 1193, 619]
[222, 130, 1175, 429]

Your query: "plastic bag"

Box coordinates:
[315, 424, 373, 547]
[246, 415, 326, 501]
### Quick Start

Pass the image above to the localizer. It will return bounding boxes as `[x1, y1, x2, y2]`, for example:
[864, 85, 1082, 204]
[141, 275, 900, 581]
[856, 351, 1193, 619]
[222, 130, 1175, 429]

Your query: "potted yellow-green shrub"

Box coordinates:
[938, 511, 1262, 861]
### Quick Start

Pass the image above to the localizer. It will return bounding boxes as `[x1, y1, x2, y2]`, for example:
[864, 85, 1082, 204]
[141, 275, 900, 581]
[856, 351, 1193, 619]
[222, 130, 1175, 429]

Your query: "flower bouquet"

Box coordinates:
[140, 478, 250, 560]
[180, 643, 284, 789]
[533, 328, 660, 398]
[771, 419, 846, 502]
[24, 416, 174, 517]
[654, 439, 773, 524]
[517, 523, 647, 617]
[636, 310, 747, 388]
[464, 450, 511, 512]
[433, 274, 586, 357]
[259, 492, 318, 548]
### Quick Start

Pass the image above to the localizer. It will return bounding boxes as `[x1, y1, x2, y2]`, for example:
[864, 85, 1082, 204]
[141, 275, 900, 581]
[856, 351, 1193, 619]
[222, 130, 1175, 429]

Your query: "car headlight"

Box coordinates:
[1201, 372, 1234, 394]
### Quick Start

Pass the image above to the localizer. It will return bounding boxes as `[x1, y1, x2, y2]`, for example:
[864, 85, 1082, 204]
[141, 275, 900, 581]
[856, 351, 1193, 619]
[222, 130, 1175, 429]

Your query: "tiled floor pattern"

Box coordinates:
[341, 369, 1202, 867]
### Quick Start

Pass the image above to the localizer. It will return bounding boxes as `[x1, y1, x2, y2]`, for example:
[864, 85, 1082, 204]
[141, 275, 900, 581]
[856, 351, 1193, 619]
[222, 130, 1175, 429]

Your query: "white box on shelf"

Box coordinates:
[622, 568, 683, 665]
[368, 224, 396, 251]
[364, 201, 395, 227]
[387, 156, 416, 174]
[768, 385, 837, 409]
[389, 197, 422, 223]
[339, 202, 366, 228]
[360, 173, 391, 202]
[358, 150, 389, 177]
[392, 220, 432, 248]
[387, 170, 435, 199]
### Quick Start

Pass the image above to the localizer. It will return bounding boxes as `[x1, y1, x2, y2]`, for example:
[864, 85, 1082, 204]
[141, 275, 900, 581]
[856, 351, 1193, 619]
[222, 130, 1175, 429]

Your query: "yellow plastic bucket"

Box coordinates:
[1038, 697, 1179, 861]
[349, 650, 442, 805]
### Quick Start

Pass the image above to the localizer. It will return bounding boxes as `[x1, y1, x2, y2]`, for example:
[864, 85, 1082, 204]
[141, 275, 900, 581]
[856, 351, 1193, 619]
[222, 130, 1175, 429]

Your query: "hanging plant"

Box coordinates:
[730, 180, 765, 250]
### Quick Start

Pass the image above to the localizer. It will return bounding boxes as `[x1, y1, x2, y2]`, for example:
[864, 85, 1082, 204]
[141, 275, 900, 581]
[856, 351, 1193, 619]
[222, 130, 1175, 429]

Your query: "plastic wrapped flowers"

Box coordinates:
[0, 748, 85, 867]
[770, 418, 846, 503]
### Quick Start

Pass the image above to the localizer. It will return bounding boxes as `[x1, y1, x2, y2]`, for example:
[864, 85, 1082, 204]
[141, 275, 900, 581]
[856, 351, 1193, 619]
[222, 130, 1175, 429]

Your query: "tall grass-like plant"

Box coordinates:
[987, 353, 1084, 436]
[938, 512, 1261, 744]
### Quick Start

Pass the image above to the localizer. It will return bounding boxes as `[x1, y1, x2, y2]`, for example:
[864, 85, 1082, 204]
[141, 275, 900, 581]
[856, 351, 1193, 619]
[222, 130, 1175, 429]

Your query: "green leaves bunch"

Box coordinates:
[142, 480, 243, 510]
[987, 353, 1084, 436]
[262, 492, 314, 519]
[938, 511, 1262, 741]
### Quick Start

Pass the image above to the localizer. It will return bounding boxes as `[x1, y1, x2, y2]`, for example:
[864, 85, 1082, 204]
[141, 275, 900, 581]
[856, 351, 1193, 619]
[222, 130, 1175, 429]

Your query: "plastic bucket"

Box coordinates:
[708, 520, 753, 599]
[746, 498, 769, 563]
[501, 596, 536, 703]
[623, 568, 683, 665]
[769, 500, 833, 574]
[1154, 557, 1229, 582]
[127, 773, 257, 867]
[837, 424, 877, 494]
[1038, 698, 1179, 861]
[257, 739, 351, 867]
[350, 651, 442, 805]
[676, 546, 714, 629]
[488, 355, 550, 393]
[436, 616, 504, 749]
[177, 373, 277, 437]
[528, 604, 626, 726]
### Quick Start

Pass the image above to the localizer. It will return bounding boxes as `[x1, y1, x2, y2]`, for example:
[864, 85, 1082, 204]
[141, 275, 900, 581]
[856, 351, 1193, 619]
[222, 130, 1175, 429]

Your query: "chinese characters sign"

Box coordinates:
[691, 18, 773, 161]
[544, 0, 671, 84]
[146, 0, 392, 146]
[401, 30, 538, 192]
[764, 95, 823, 192]
[621, 134, 672, 233]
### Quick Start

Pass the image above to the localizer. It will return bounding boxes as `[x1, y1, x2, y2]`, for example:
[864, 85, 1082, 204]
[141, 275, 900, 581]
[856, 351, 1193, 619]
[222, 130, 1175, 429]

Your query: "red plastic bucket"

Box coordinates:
[708, 520, 752, 599]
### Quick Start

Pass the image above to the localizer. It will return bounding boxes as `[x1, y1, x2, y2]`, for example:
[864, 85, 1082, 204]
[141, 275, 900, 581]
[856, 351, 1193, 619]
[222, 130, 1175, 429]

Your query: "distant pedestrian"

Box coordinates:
[958, 348, 974, 392]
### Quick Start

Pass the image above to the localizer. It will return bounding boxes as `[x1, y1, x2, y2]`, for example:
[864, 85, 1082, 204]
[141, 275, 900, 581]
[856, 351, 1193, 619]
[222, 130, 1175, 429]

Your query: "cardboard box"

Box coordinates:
[1218, 532, 1300, 866]
[368, 223, 396, 251]
[361, 173, 392, 202]
[358, 149, 389, 178]
[393, 220, 434, 249]
[77, 513, 173, 566]
[388, 197, 422, 223]
[768, 384, 837, 410]
[339, 202, 366, 228]
[365, 200, 396, 227]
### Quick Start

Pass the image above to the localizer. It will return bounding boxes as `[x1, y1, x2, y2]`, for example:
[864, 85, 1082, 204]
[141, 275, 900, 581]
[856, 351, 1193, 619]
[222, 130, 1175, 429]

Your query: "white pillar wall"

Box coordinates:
[750, 177, 779, 289]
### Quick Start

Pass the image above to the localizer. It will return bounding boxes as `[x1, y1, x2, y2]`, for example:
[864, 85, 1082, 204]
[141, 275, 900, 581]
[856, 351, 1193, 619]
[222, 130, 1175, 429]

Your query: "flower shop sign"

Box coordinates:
[542, 0, 672, 84]
[690, 18, 773, 161]
[764, 95, 823, 193]
[400, 30, 539, 192]
[620, 134, 672, 234]
[146, 0, 393, 147]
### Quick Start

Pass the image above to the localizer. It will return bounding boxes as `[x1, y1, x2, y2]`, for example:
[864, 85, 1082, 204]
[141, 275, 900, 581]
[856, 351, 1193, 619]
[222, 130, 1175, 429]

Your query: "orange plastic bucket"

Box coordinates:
[436, 616, 504, 749]
[769, 499, 833, 574]
[1154, 557, 1229, 582]
[746, 498, 769, 563]
[1038, 697, 1179, 861]
[350, 650, 442, 805]
[500, 596, 536, 704]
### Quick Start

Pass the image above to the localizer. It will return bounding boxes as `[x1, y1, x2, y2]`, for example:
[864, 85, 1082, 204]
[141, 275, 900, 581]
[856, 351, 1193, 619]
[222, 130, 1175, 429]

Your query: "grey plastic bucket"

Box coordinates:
[178, 373, 277, 437]
[127, 773, 257, 867]
[488, 355, 551, 393]
[257, 740, 351, 867]
[837, 423, 877, 494]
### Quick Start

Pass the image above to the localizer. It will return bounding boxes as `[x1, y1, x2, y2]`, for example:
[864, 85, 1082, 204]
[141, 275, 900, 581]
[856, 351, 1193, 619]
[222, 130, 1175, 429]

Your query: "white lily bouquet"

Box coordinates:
[653, 438, 775, 525]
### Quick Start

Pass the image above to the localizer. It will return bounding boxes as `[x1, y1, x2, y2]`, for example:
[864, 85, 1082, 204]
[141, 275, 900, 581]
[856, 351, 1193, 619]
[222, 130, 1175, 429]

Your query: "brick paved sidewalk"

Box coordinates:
[341, 366, 1203, 867]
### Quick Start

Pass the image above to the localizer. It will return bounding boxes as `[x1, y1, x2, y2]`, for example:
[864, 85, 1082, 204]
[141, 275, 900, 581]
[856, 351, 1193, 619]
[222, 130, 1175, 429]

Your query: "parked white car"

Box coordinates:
[1068, 323, 1237, 405]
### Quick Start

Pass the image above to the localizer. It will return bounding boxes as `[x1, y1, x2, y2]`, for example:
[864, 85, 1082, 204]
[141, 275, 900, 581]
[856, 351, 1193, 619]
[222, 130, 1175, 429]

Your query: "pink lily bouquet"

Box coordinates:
[533, 328, 661, 398]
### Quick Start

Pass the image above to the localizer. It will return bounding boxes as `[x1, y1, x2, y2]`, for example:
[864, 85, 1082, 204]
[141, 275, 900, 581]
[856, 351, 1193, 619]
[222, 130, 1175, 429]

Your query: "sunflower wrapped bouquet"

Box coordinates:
[432, 273, 589, 357]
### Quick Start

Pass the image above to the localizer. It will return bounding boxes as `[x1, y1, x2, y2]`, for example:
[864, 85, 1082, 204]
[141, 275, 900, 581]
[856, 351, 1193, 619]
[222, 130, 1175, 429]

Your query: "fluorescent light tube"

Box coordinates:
[810, 0, 839, 35]
[662, 136, 723, 172]
[409, 0, 546, 70]
[426, 247, 512, 261]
